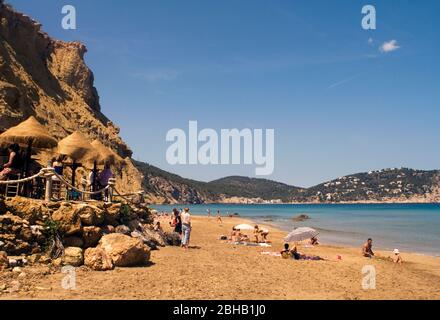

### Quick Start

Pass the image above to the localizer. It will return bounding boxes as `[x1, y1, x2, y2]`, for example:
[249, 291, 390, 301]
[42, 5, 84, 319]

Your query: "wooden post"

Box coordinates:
[44, 167, 53, 202]
[108, 178, 117, 203]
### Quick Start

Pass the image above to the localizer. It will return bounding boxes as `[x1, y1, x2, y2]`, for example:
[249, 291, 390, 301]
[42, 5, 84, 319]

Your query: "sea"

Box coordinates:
[151, 203, 440, 256]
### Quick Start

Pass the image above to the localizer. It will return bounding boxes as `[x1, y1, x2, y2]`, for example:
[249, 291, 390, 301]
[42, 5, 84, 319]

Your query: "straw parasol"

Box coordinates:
[89, 140, 123, 166]
[57, 131, 97, 161]
[284, 227, 319, 243]
[0, 116, 58, 149]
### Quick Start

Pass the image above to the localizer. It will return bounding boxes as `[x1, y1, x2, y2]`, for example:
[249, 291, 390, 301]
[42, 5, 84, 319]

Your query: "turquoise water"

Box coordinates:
[151, 203, 440, 256]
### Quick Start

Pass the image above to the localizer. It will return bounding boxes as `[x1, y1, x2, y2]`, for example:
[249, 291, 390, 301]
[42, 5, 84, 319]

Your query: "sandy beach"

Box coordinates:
[1, 215, 440, 300]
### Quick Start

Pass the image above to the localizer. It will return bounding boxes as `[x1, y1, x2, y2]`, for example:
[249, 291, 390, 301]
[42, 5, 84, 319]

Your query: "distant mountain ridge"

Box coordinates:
[135, 161, 440, 204]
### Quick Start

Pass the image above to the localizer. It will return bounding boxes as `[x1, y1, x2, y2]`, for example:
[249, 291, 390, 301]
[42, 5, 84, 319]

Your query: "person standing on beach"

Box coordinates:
[181, 208, 192, 249]
[217, 210, 222, 224]
[207, 208, 211, 218]
[170, 208, 182, 236]
[362, 238, 375, 258]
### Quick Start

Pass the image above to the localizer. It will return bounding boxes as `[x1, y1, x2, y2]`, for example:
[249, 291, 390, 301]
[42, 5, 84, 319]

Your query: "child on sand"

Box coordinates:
[393, 249, 403, 264]
[217, 210, 222, 224]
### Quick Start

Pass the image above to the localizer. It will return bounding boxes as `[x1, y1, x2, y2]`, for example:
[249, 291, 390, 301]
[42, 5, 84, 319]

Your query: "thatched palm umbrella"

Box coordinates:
[0, 116, 58, 195]
[57, 131, 97, 187]
[89, 140, 124, 166]
[0, 116, 58, 149]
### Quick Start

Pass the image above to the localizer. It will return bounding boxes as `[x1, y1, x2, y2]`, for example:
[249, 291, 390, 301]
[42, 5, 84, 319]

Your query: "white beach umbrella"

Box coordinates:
[284, 227, 319, 243]
[234, 224, 255, 231]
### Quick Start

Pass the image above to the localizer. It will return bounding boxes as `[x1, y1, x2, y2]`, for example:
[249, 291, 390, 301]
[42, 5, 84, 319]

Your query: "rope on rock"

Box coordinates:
[51, 171, 110, 195]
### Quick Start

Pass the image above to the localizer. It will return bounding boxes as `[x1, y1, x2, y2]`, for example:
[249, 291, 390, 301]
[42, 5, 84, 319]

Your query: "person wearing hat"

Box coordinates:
[393, 249, 403, 264]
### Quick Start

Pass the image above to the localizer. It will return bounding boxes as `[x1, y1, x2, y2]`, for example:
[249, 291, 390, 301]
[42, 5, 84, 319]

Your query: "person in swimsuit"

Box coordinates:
[362, 238, 375, 258]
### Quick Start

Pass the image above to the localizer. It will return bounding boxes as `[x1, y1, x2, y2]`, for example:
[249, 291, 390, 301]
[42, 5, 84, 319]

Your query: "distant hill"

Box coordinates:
[134, 161, 301, 203]
[298, 168, 440, 203]
[207, 176, 302, 200]
[135, 161, 440, 204]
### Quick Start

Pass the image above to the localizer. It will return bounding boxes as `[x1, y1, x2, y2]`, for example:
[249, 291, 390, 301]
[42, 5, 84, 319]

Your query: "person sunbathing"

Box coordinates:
[230, 227, 240, 242]
[290, 246, 302, 260]
[280, 243, 292, 259]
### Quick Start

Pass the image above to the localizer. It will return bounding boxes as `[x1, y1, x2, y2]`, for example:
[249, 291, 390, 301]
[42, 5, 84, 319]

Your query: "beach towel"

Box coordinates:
[261, 252, 281, 257]
[226, 242, 272, 247]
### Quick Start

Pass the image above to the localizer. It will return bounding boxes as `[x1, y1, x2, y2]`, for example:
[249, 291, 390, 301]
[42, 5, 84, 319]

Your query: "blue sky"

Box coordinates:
[8, 0, 440, 187]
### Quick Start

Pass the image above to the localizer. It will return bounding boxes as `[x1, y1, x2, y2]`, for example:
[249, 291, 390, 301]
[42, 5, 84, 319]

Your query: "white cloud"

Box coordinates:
[379, 40, 401, 53]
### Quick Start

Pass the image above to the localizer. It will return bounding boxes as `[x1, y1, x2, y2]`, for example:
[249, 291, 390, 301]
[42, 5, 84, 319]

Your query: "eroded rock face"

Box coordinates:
[82, 226, 103, 248]
[103, 203, 121, 226]
[76, 204, 104, 226]
[84, 247, 114, 271]
[0, 213, 45, 255]
[52, 203, 81, 236]
[0, 2, 146, 196]
[98, 233, 150, 267]
[4, 197, 50, 224]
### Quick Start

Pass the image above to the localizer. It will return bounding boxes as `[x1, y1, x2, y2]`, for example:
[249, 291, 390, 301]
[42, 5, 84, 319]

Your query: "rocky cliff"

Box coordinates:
[0, 2, 129, 155]
[0, 1, 148, 195]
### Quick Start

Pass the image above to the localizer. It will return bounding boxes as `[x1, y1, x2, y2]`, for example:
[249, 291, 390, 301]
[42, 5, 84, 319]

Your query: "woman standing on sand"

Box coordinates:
[171, 208, 182, 235]
[181, 208, 192, 249]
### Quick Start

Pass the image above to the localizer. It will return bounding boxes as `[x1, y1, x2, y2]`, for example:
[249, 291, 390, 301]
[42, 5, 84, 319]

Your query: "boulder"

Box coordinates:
[19, 226, 33, 242]
[131, 231, 157, 250]
[103, 203, 121, 226]
[63, 236, 84, 248]
[4, 197, 49, 224]
[84, 247, 114, 271]
[82, 226, 103, 248]
[102, 225, 115, 234]
[115, 225, 131, 235]
[140, 226, 166, 247]
[98, 233, 150, 267]
[62, 247, 84, 267]
[76, 204, 104, 226]
[52, 203, 82, 236]
[128, 219, 140, 231]
[0, 251, 8, 270]
[164, 232, 182, 246]
[292, 214, 311, 222]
